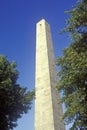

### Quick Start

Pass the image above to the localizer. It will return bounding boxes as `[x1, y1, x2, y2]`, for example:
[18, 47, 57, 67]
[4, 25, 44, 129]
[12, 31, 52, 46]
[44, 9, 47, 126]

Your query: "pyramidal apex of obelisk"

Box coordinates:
[35, 19, 65, 130]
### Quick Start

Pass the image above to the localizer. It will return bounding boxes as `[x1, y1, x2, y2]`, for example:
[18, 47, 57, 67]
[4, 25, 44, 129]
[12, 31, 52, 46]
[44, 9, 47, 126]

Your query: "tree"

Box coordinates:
[56, 0, 87, 129]
[0, 55, 34, 130]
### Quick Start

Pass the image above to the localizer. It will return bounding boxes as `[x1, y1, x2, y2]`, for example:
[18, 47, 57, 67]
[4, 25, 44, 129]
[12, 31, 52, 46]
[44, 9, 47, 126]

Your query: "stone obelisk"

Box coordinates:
[35, 19, 65, 130]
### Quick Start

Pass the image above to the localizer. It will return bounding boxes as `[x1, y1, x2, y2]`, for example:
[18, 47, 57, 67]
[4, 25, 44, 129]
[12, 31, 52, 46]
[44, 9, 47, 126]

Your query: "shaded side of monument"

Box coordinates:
[35, 19, 65, 130]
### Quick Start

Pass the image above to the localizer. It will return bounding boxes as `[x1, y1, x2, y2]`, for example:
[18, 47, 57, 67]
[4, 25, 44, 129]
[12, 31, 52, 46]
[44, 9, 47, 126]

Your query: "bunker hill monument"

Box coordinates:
[35, 19, 65, 130]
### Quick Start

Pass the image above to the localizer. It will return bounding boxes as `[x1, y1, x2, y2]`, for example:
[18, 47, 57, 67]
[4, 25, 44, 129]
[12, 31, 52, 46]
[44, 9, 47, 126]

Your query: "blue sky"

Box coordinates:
[0, 0, 76, 130]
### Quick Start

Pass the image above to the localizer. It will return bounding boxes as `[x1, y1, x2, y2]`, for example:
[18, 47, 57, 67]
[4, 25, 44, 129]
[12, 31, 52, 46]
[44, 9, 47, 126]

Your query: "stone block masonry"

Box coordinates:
[35, 19, 65, 130]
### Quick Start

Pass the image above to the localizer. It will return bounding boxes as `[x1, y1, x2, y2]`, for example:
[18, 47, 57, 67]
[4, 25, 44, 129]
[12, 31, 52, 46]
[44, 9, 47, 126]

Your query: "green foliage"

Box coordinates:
[0, 55, 34, 130]
[56, 0, 87, 129]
